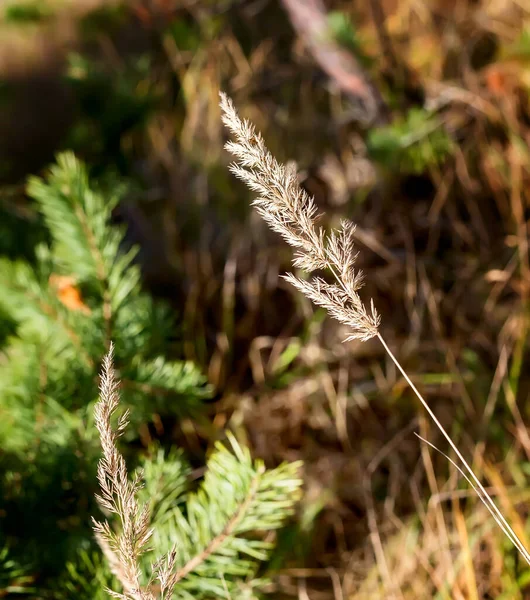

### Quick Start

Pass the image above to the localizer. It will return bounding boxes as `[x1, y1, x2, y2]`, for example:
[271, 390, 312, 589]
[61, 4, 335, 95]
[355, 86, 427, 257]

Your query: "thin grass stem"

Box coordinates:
[378, 332, 530, 565]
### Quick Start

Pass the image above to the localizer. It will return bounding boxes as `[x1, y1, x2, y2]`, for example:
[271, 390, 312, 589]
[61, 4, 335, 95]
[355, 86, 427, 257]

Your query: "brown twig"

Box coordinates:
[281, 0, 389, 125]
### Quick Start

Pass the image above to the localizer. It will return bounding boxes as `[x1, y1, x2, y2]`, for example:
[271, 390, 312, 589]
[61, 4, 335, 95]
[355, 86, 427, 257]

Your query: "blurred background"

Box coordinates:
[1, 0, 530, 598]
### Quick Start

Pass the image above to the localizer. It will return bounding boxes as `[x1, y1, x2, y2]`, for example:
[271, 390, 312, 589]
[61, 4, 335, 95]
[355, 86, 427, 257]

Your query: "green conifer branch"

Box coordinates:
[93, 346, 303, 599]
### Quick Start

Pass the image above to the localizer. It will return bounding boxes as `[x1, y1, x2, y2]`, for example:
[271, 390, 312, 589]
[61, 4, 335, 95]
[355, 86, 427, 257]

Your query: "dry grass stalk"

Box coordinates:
[93, 343, 178, 600]
[219, 91, 530, 566]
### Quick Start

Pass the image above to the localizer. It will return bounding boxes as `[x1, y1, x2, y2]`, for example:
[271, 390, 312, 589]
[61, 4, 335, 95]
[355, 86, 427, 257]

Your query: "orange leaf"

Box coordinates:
[49, 274, 91, 315]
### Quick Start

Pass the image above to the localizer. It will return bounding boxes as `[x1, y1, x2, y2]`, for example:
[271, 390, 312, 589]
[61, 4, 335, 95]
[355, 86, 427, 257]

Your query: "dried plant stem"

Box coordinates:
[377, 333, 530, 565]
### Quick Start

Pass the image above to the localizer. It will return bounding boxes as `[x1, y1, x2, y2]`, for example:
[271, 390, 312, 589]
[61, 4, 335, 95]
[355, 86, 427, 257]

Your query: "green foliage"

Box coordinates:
[327, 11, 372, 67]
[166, 19, 203, 53]
[367, 108, 454, 174]
[65, 54, 156, 170]
[43, 446, 190, 598]
[0, 152, 302, 599]
[0, 153, 209, 427]
[0, 152, 210, 590]
[51, 438, 301, 599]
[0, 546, 35, 595]
[4, 1, 53, 24]
[138, 447, 191, 519]
[52, 550, 117, 600]
[504, 26, 530, 61]
[95, 434, 302, 600]
[143, 436, 302, 599]
[78, 2, 128, 37]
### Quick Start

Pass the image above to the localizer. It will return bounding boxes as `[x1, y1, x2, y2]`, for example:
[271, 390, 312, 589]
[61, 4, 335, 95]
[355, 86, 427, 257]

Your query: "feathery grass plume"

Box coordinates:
[219, 91, 530, 565]
[93, 343, 176, 600]
[219, 92, 379, 342]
